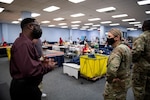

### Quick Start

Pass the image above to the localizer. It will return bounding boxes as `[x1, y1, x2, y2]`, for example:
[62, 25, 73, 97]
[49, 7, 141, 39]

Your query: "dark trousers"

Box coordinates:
[10, 79, 42, 100]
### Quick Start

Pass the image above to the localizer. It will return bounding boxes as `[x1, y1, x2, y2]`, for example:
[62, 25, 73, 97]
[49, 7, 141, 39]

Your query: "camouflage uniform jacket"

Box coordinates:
[106, 43, 132, 87]
[132, 30, 150, 70]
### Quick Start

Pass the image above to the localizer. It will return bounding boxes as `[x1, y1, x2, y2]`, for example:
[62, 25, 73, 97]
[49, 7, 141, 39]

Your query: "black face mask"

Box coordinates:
[32, 28, 42, 39]
[107, 38, 115, 45]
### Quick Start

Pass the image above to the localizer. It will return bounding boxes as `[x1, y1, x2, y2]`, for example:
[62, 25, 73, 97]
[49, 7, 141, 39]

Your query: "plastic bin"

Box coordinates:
[6, 48, 11, 60]
[80, 54, 108, 79]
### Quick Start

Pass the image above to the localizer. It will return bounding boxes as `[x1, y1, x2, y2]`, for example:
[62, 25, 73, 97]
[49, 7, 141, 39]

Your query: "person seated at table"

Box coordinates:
[77, 38, 81, 44]
[2, 41, 8, 46]
[82, 43, 91, 54]
[59, 37, 64, 46]
[43, 39, 48, 45]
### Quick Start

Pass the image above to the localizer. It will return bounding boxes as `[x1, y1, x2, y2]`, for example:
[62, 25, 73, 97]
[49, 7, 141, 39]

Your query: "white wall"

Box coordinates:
[88, 30, 100, 42]
[0, 23, 142, 43]
[71, 29, 87, 41]
[2, 23, 21, 43]
[127, 30, 142, 37]
[41, 27, 70, 42]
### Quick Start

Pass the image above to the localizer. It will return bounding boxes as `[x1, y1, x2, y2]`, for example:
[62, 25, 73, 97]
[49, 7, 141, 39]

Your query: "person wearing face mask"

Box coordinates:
[32, 38, 47, 97]
[132, 20, 150, 100]
[103, 28, 132, 100]
[9, 18, 56, 100]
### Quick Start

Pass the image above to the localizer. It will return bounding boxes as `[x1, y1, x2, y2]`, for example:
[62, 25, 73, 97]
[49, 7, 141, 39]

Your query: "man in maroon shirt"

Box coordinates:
[9, 18, 56, 100]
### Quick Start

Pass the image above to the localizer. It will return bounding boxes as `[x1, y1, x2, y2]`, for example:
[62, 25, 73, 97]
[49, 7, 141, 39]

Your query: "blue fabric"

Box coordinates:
[49, 55, 64, 67]
[100, 46, 113, 55]
[88, 54, 95, 58]
[66, 56, 80, 65]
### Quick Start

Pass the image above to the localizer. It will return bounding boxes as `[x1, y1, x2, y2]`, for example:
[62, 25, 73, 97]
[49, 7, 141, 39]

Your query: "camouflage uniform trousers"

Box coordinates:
[103, 80, 130, 100]
[132, 66, 150, 100]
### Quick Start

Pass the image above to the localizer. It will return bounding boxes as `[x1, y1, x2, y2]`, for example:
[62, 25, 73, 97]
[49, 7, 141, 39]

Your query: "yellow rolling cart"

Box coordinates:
[80, 54, 108, 79]
[6, 47, 11, 60]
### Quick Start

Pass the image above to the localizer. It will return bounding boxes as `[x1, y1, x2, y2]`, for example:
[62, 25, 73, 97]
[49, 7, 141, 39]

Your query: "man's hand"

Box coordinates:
[42, 57, 57, 69]
[48, 58, 57, 69]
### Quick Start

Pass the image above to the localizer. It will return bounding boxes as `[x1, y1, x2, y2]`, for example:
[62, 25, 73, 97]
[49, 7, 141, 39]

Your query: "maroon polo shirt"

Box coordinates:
[10, 33, 51, 79]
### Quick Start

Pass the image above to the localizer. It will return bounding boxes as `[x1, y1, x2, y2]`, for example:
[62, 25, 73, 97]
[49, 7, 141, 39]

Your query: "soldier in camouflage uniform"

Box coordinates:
[103, 28, 132, 100]
[132, 20, 150, 100]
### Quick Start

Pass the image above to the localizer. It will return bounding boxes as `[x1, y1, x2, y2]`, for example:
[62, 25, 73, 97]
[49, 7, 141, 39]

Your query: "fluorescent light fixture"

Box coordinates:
[18, 18, 22, 21]
[93, 24, 100, 27]
[112, 14, 128, 18]
[82, 26, 89, 28]
[138, 25, 142, 28]
[88, 29, 93, 31]
[137, 0, 150, 5]
[31, 13, 40, 17]
[100, 21, 112, 24]
[12, 21, 20, 24]
[43, 6, 60, 12]
[134, 24, 142, 28]
[61, 26, 68, 28]
[58, 23, 67, 25]
[146, 10, 150, 14]
[68, 0, 86, 3]
[84, 23, 93, 25]
[48, 25, 56, 27]
[0, 7, 4, 12]
[71, 24, 80, 27]
[88, 18, 101, 21]
[71, 27, 78, 29]
[0, 0, 14, 4]
[129, 22, 141, 24]
[132, 29, 137, 30]
[122, 18, 136, 22]
[91, 27, 97, 30]
[127, 28, 134, 30]
[70, 13, 85, 17]
[71, 21, 81, 23]
[127, 28, 137, 31]
[109, 23, 120, 26]
[53, 17, 64, 21]
[134, 24, 142, 26]
[96, 7, 116, 12]
[80, 28, 87, 30]
[41, 21, 50, 24]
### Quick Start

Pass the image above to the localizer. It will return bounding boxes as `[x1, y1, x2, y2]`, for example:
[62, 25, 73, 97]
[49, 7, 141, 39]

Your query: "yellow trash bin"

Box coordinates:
[80, 54, 108, 79]
[6, 47, 11, 60]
